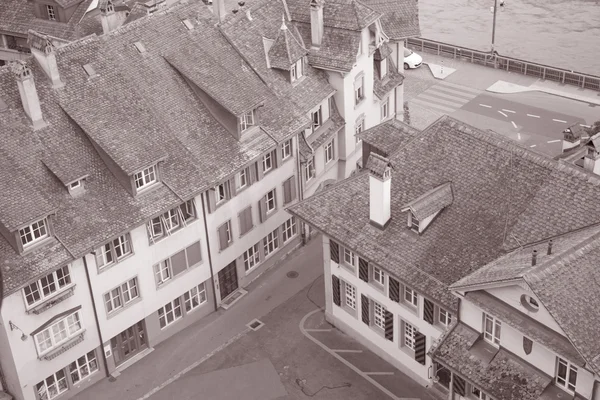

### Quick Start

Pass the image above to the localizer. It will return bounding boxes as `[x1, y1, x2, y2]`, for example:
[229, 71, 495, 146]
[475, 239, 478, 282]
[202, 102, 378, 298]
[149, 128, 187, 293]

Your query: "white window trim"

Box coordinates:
[216, 182, 227, 204]
[36, 370, 67, 400]
[404, 286, 418, 308]
[343, 280, 356, 310]
[304, 158, 315, 182]
[264, 229, 279, 258]
[281, 217, 297, 243]
[381, 98, 389, 120]
[325, 140, 334, 164]
[380, 58, 388, 79]
[266, 189, 277, 214]
[281, 139, 292, 160]
[34, 311, 84, 357]
[439, 308, 452, 327]
[262, 151, 273, 173]
[155, 259, 172, 286]
[240, 109, 255, 131]
[69, 350, 99, 384]
[23, 266, 72, 309]
[372, 266, 385, 286]
[373, 301, 386, 330]
[483, 313, 501, 345]
[556, 357, 578, 393]
[237, 169, 248, 190]
[243, 243, 261, 272]
[184, 283, 207, 312]
[404, 321, 417, 350]
[134, 165, 157, 191]
[158, 298, 183, 329]
[19, 218, 49, 248]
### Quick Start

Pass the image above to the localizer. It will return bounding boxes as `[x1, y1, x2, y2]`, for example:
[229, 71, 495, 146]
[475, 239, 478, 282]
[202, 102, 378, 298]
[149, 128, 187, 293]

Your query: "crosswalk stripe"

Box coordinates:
[421, 89, 473, 103]
[437, 80, 482, 94]
[411, 98, 456, 114]
[418, 93, 466, 108]
[428, 85, 479, 100]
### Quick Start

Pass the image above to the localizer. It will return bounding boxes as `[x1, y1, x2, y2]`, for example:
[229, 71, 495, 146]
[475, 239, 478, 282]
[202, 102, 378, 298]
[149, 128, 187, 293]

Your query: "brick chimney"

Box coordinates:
[562, 125, 581, 153]
[28, 30, 63, 89]
[309, 0, 324, 49]
[11, 61, 46, 130]
[213, 0, 226, 23]
[367, 153, 392, 229]
[101, 0, 120, 34]
[584, 134, 600, 175]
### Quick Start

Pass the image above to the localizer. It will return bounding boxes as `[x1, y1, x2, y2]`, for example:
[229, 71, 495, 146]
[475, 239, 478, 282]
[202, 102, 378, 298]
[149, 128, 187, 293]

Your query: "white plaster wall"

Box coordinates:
[87, 193, 211, 341]
[304, 139, 339, 198]
[1, 258, 101, 398]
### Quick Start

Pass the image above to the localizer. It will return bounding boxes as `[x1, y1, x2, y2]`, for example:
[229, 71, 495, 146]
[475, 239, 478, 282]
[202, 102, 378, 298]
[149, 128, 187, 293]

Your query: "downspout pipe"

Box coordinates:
[200, 193, 219, 312]
[82, 256, 109, 378]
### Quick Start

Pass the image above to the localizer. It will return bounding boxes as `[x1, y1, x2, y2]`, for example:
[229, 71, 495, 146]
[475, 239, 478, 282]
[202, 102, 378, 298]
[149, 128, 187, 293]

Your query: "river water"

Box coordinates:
[418, 0, 600, 76]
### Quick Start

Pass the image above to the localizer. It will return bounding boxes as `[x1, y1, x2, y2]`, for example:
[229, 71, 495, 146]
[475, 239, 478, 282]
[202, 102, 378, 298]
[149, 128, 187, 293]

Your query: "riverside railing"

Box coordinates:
[406, 38, 600, 92]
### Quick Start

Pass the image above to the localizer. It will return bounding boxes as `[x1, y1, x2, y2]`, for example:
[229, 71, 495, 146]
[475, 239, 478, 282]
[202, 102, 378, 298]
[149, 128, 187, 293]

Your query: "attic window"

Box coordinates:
[520, 295, 539, 312]
[410, 212, 419, 232]
[82, 64, 97, 78]
[133, 41, 147, 53]
[134, 165, 158, 191]
[19, 218, 49, 248]
[239, 109, 256, 132]
[182, 19, 194, 30]
[291, 58, 303, 82]
[69, 180, 81, 189]
[47, 5, 56, 21]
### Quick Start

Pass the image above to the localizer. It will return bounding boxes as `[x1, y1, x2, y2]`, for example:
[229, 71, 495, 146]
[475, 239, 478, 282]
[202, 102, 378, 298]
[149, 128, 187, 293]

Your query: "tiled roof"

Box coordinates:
[359, 0, 420, 40]
[287, 116, 600, 310]
[286, 0, 381, 31]
[373, 66, 404, 99]
[0, 1, 305, 297]
[55, 0, 85, 8]
[402, 182, 453, 221]
[365, 152, 390, 179]
[358, 118, 419, 157]
[431, 323, 552, 400]
[267, 20, 308, 70]
[306, 105, 345, 150]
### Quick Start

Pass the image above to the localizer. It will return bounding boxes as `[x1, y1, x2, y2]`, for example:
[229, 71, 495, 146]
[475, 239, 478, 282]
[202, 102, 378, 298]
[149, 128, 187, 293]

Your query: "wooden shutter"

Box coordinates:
[289, 175, 297, 202]
[186, 241, 202, 266]
[359, 258, 369, 282]
[256, 160, 264, 181]
[332, 275, 341, 306]
[95, 248, 105, 268]
[207, 190, 216, 213]
[258, 197, 267, 222]
[245, 206, 253, 231]
[273, 148, 279, 169]
[330, 240, 339, 263]
[452, 375, 466, 396]
[248, 166, 256, 185]
[389, 277, 400, 302]
[283, 178, 292, 204]
[384, 311, 393, 341]
[414, 331, 426, 365]
[171, 250, 187, 276]
[228, 177, 236, 198]
[238, 209, 247, 236]
[361, 294, 370, 325]
[218, 223, 228, 250]
[423, 298, 435, 325]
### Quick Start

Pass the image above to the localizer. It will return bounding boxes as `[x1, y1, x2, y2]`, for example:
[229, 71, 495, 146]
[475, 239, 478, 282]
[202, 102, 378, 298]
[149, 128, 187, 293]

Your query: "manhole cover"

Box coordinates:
[287, 270, 299, 278]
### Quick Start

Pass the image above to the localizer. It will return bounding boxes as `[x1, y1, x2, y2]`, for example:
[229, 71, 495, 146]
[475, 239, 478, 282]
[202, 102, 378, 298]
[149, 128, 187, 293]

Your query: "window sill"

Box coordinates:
[155, 264, 201, 290]
[26, 285, 76, 315]
[39, 331, 86, 360]
[399, 345, 415, 358]
[106, 296, 143, 320]
[244, 262, 261, 275]
[342, 304, 358, 319]
[148, 218, 198, 245]
[20, 236, 54, 254]
[160, 317, 183, 331]
[97, 252, 135, 274]
[400, 302, 419, 316]
[354, 98, 366, 110]
[239, 225, 256, 239]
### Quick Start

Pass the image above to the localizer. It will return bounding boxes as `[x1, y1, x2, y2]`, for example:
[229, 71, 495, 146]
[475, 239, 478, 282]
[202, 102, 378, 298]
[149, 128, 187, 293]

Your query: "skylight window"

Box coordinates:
[133, 41, 146, 53]
[69, 180, 81, 189]
[82, 64, 97, 78]
[182, 19, 194, 30]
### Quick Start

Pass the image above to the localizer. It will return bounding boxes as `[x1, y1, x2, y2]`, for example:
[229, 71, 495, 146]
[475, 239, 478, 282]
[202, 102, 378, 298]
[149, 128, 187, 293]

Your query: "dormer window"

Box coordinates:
[291, 58, 303, 82]
[134, 165, 157, 191]
[311, 106, 322, 134]
[239, 109, 256, 132]
[69, 181, 81, 190]
[47, 5, 56, 21]
[379, 58, 388, 79]
[410, 212, 419, 232]
[19, 218, 49, 248]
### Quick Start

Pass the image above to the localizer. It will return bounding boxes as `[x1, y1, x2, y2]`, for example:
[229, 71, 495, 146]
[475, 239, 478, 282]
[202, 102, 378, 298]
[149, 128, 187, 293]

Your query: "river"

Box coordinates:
[418, 0, 600, 76]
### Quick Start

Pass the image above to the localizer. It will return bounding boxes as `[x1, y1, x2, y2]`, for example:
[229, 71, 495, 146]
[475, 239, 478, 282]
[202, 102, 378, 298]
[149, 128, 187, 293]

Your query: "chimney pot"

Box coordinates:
[28, 31, 64, 89]
[10, 61, 46, 130]
[547, 240, 553, 255]
[531, 249, 538, 266]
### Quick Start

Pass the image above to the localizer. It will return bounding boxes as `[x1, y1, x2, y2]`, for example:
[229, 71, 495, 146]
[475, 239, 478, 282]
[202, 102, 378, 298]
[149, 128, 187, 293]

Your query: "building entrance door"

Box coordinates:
[218, 261, 239, 300]
[110, 320, 147, 366]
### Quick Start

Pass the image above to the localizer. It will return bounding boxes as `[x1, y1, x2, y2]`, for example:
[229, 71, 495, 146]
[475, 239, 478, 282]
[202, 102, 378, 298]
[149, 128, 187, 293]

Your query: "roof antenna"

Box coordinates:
[547, 240, 553, 255]
[531, 249, 538, 266]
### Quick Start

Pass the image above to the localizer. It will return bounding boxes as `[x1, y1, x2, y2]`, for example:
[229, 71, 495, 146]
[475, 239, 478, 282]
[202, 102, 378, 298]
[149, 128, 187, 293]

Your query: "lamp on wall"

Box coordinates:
[9, 321, 28, 341]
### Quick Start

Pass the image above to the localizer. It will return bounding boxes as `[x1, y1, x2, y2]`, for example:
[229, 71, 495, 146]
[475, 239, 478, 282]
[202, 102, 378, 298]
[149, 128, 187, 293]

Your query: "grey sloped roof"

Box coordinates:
[402, 182, 453, 221]
[358, 118, 419, 157]
[359, 0, 420, 40]
[286, 0, 380, 31]
[267, 21, 308, 70]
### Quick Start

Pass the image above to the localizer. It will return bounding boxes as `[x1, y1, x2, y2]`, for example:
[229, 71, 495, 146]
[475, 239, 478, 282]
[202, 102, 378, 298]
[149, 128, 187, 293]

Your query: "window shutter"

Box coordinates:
[95, 249, 104, 268]
[361, 294, 370, 325]
[423, 298, 435, 325]
[452, 375, 466, 396]
[384, 311, 393, 341]
[289, 175, 297, 202]
[256, 161, 264, 181]
[228, 177, 236, 198]
[258, 197, 267, 222]
[171, 250, 187, 276]
[332, 275, 341, 306]
[207, 189, 216, 213]
[283, 179, 292, 204]
[273, 149, 279, 169]
[330, 240, 339, 263]
[238, 210, 247, 236]
[358, 258, 369, 282]
[186, 241, 202, 266]
[218, 224, 228, 250]
[414, 331, 426, 365]
[248, 166, 256, 185]
[388, 277, 400, 302]
[245, 206, 253, 231]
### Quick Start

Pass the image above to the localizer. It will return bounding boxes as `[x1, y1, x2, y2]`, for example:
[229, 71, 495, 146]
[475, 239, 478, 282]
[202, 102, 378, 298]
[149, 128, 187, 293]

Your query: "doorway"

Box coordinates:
[110, 321, 147, 366]
[218, 261, 239, 300]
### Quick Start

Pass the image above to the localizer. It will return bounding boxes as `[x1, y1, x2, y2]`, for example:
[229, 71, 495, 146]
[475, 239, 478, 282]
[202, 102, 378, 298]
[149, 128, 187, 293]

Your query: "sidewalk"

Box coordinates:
[74, 236, 325, 400]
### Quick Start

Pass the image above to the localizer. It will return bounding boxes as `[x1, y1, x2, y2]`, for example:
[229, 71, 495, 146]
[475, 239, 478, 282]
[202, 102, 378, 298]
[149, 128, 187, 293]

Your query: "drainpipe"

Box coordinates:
[592, 380, 599, 400]
[200, 193, 219, 312]
[295, 134, 308, 245]
[82, 255, 109, 378]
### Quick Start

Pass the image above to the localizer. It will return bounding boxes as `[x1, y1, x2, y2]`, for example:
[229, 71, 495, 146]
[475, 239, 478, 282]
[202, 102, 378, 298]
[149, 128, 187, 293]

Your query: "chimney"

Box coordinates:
[27, 31, 63, 89]
[11, 61, 46, 130]
[562, 126, 581, 153]
[583, 134, 600, 175]
[547, 240, 553, 255]
[531, 249, 537, 266]
[213, 0, 226, 22]
[368, 153, 392, 229]
[100, 1, 120, 35]
[309, 0, 324, 49]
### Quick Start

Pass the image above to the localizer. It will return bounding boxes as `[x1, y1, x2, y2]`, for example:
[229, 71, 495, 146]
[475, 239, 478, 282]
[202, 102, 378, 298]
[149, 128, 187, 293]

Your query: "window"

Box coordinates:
[243, 243, 260, 271]
[237, 169, 248, 190]
[216, 182, 227, 204]
[410, 212, 419, 232]
[154, 242, 202, 285]
[483, 313, 501, 345]
[23, 266, 71, 307]
[238, 206, 253, 236]
[34, 311, 83, 356]
[262, 151, 274, 173]
[95, 234, 132, 269]
[282, 176, 297, 204]
[134, 165, 157, 191]
[47, 5, 56, 21]
[291, 58, 303, 81]
[343, 248, 357, 268]
[163, 209, 180, 233]
[521, 294, 540, 312]
[471, 386, 489, 400]
[218, 221, 233, 250]
[304, 157, 315, 182]
[240, 109, 255, 131]
[159, 298, 183, 329]
[281, 139, 292, 160]
[404, 287, 418, 307]
[263, 229, 279, 257]
[354, 75, 364, 105]
[355, 117, 365, 143]
[19, 218, 49, 248]
[324, 140, 334, 164]
[556, 357, 577, 392]
[404, 321, 417, 350]
[311, 106, 322, 133]
[281, 217, 297, 242]
[372, 266, 384, 285]
[104, 278, 139, 314]
[344, 281, 356, 309]
[373, 301, 386, 329]
[184, 283, 207, 312]
[155, 260, 171, 285]
[36, 370, 67, 400]
[69, 180, 81, 189]
[439, 308, 452, 327]
[380, 58, 388, 79]
[146, 201, 196, 242]
[69, 350, 99, 384]
[266, 189, 277, 213]
[381, 98, 389, 120]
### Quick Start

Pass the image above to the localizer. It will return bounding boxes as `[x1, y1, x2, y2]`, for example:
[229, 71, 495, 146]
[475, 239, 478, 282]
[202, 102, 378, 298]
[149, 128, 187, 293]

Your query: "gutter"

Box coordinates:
[82, 256, 109, 378]
[200, 193, 219, 312]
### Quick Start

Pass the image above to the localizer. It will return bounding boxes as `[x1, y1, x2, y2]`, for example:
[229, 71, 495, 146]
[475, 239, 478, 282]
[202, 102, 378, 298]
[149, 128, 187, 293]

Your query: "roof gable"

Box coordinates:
[287, 0, 381, 31]
[267, 19, 308, 70]
[402, 182, 453, 221]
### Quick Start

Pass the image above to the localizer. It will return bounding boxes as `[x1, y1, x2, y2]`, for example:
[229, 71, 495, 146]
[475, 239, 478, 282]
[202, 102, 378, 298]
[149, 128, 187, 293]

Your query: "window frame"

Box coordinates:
[147, 200, 196, 243]
[46, 4, 56, 21]
[291, 58, 303, 81]
[262, 151, 274, 174]
[263, 229, 279, 258]
[134, 165, 157, 191]
[555, 357, 577, 393]
[343, 280, 356, 310]
[96, 234, 132, 270]
[404, 286, 418, 308]
[239, 109, 255, 132]
[380, 58, 388, 79]
[483, 313, 501, 345]
[311, 106, 323, 133]
[216, 182, 227, 204]
[372, 266, 385, 286]
[281, 139, 292, 160]
[184, 283, 207, 312]
[237, 169, 248, 190]
[104, 277, 139, 314]
[158, 298, 183, 329]
[265, 189, 277, 214]
[439, 308, 452, 327]
[36, 369, 68, 400]
[23, 265, 72, 308]
[410, 212, 420, 232]
[381, 97, 389, 120]
[19, 217, 49, 248]
[355, 117, 365, 143]
[243, 243, 261, 272]
[304, 157, 315, 183]
[343, 248, 357, 269]
[324, 140, 334, 164]
[471, 385, 489, 400]
[281, 217, 297, 243]
[69, 350, 99, 385]
[354, 75, 365, 105]
[404, 321, 417, 350]
[33, 311, 84, 357]
[154, 259, 172, 286]
[373, 301, 386, 330]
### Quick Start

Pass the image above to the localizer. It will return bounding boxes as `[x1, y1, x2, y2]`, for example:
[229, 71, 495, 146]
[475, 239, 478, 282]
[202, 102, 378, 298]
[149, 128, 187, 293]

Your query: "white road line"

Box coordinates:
[498, 110, 508, 118]
[305, 329, 332, 332]
[527, 114, 540, 118]
[502, 109, 516, 113]
[553, 119, 567, 123]
[332, 349, 363, 353]
[365, 372, 396, 376]
[530, 145, 537, 148]
[580, 124, 591, 128]
[547, 140, 561, 144]
[479, 104, 492, 108]
[511, 121, 518, 129]
[518, 132, 522, 140]
[582, 136, 590, 139]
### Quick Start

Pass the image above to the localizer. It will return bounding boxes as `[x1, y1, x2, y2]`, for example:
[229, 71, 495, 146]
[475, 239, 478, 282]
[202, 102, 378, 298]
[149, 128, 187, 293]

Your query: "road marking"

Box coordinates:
[582, 136, 590, 139]
[511, 121, 518, 129]
[305, 329, 332, 332]
[332, 349, 363, 353]
[517, 132, 521, 140]
[553, 119, 567, 123]
[502, 109, 516, 113]
[300, 309, 404, 400]
[498, 110, 508, 118]
[437, 80, 482, 94]
[365, 372, 395, 376]
[410, 99, 456, 114]
[580, 124, 591, 128]
[547, 140, 561, 144]
[530, 145, 537, 148]
[479, 104, 492, 108]
[527, 114, 540, 118]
